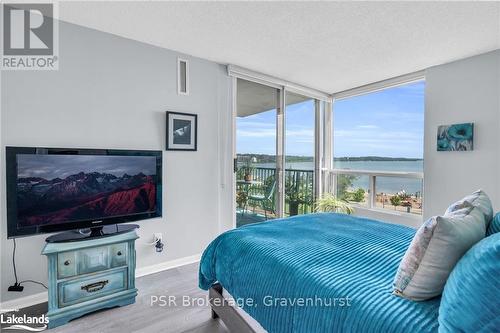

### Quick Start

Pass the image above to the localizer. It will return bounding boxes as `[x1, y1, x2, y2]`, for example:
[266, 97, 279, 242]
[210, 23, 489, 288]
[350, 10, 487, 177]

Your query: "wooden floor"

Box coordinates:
[5, 263, 229, 333]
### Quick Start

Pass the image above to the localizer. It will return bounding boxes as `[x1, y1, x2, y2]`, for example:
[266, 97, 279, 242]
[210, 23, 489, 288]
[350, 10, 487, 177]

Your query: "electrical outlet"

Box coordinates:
[153, 233, 164, 253]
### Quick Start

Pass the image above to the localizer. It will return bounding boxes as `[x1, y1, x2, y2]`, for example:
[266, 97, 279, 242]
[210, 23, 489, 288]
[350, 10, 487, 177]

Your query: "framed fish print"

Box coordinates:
[166, 111, 198, 151]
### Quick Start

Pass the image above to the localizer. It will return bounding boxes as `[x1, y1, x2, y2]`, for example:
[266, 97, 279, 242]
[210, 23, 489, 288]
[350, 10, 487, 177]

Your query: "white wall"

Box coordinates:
[0, 21, 230, 304]
[423, 50, 500, 218]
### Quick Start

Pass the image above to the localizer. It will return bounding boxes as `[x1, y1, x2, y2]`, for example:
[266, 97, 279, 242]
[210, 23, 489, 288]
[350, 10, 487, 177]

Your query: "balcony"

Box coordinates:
[330, 169, 423, 216]
[236, 167, 314, 227]
[236, 167, 423, 227]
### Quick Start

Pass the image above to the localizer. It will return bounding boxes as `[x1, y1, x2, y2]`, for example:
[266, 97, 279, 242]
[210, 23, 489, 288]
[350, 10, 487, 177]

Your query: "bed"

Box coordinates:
[199, 213, 441, 333]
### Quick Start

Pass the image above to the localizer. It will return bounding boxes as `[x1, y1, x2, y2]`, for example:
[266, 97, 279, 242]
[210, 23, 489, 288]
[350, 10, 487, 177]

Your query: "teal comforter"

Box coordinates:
[199, 213, 440, 333]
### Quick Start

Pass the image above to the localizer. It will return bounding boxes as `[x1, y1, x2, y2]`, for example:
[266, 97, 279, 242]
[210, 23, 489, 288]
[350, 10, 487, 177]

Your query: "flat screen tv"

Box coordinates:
[6, 147, 162, 239]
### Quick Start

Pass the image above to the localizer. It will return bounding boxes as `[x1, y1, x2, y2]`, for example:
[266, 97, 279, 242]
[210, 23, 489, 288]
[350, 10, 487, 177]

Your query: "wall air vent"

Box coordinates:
[177, 58, 189, 95]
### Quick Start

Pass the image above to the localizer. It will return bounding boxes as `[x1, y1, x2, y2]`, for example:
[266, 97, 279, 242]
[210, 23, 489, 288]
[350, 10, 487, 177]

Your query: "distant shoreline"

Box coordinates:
[334, 156, 422, 162]
[237, 154, 423, 162]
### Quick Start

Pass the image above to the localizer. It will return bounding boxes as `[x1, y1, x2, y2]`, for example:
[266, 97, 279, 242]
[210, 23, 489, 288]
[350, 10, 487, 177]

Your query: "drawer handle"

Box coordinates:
[64, 260, 71, 266]
[117, 251, 122, 256]
[81, 280, 109, 293]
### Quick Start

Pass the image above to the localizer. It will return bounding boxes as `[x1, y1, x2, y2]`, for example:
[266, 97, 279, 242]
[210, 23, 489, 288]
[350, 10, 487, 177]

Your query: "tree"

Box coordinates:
[390, 195, 402, 210]
[352, 188, 366, 202]
[336, 174, 358, 200]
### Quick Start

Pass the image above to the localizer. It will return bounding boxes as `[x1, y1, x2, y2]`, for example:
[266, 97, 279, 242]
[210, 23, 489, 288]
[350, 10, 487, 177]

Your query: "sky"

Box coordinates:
[237, 81, 424, 158]
[17, 155, 157, 179]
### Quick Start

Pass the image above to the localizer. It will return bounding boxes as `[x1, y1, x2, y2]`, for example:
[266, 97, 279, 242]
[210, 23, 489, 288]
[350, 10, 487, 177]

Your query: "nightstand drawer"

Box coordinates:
[78, 245, 110, 275]
[58, 268, 128, 308]
[57, 251, 77, 279]
[110, 243, 127, 267]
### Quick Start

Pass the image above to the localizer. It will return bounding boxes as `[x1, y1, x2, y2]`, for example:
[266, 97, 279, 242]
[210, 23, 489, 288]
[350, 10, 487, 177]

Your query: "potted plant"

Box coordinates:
[285, 173, 312, 216]
[286, 188, 305, 216]
[314, 193, 354, 215]
[242, 159, 255, 182]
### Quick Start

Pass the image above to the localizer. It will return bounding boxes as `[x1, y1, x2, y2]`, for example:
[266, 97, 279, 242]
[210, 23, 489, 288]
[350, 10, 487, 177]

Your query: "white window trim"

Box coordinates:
[177, 57, 189, 95]
[332, 70, 425, 100]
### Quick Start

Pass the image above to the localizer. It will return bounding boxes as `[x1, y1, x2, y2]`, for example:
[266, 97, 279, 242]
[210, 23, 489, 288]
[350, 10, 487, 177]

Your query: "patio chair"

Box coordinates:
[248, 181, 276, 220]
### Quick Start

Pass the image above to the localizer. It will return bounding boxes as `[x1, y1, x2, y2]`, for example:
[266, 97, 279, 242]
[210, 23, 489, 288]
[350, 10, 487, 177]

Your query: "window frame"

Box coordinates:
[329, 72, 425, 222]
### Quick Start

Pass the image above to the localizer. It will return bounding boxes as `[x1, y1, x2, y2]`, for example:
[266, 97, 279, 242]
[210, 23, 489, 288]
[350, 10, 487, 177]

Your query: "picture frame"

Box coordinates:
[437, 122, 474, 151]
[166, 111, 198, 151]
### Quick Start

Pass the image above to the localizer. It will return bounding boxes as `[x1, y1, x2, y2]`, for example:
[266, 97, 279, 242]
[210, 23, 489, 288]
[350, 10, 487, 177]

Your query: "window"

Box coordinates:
[333, 80, 425, 215]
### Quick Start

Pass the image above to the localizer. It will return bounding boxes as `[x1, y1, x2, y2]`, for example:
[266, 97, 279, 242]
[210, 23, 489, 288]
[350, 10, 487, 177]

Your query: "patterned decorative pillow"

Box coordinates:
[445, 190, 493, 223]
[445, 198, 473, 216]
[486, 212, 500, 236]
[393, 191, 492, 301]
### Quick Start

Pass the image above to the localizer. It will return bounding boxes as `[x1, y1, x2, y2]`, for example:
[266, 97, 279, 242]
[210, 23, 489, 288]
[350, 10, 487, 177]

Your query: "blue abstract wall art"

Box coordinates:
[437, 123, 474, 151]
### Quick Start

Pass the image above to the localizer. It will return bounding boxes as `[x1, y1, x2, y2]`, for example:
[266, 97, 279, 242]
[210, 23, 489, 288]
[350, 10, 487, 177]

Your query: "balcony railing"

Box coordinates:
[329, 169, 424, 215]
[237, 167, 424, 218]
[236, 167, 314, 216]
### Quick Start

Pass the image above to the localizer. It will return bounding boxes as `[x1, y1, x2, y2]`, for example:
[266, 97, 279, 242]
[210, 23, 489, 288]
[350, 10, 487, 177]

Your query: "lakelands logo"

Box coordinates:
[1, 2, 59, 70]
[1, 312, 48, 331]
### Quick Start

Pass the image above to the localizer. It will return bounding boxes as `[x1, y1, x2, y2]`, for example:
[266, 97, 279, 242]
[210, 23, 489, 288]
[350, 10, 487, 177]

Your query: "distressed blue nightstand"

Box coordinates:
[42, 230, 139, 328]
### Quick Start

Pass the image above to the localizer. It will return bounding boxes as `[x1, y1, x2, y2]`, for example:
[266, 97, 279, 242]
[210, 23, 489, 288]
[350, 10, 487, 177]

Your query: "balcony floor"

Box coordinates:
[236, 208, 275, 227]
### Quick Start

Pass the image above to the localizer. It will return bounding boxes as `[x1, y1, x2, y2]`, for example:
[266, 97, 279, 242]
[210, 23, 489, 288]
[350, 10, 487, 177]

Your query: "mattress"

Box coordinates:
[199, 213, 440, 333]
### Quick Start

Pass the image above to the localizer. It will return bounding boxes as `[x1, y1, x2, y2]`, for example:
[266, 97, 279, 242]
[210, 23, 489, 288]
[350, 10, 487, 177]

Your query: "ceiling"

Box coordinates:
[58, 1, 500, 93]
[237, 79, 309, 117]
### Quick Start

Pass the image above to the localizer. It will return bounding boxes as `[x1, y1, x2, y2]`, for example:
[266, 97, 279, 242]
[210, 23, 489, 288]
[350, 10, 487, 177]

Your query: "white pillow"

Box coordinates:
[392, 190, 492, 301]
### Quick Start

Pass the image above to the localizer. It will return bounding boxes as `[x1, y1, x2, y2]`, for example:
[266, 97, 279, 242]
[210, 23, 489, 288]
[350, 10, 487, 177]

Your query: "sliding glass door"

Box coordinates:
[234, 76, 323, 227]
[285, 92, 316, 216]
[235, 79, 279, 227]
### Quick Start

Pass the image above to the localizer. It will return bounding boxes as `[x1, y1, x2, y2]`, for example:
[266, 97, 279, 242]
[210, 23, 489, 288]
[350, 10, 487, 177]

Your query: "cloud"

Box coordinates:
[356, 125, 379, 129]
[237, 126, 313, 139]
[286, 129, 314, 137]
[237, 121, 275, 128]
[237, 129, 276, 138]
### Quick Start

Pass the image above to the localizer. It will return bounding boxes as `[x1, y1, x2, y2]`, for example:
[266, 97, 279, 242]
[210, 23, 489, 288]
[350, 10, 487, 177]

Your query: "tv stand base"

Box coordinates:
[45, 224, 139, 243]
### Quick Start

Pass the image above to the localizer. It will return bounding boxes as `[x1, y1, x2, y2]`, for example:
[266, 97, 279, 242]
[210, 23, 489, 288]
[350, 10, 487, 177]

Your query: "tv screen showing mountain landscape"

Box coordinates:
[16, 154, 158, 227]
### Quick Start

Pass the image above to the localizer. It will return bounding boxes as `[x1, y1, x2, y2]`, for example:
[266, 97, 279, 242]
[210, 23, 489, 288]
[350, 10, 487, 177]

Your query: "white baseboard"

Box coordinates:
[135, 253, 201, 277]
[0, 291, 48, 313]
[0, 253, 201, 312]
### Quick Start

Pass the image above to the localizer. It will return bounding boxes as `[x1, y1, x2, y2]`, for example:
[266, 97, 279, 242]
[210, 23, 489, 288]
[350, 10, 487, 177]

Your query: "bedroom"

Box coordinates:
[0, 1, 499, 332]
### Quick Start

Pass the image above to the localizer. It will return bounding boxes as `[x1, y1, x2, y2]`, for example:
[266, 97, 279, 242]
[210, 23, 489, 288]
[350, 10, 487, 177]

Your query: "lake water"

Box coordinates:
[256, 160, 423, 194]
